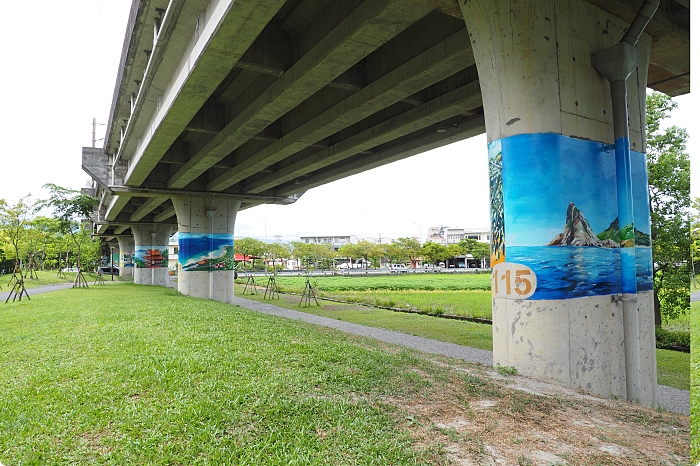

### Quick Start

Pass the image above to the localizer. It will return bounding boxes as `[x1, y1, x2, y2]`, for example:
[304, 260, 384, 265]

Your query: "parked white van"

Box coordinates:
[389, 264, 409, 273]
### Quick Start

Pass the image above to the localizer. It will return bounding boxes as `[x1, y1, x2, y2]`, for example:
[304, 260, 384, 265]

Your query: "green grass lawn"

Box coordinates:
[690, 300, 699, 464]
[236, 285, 689, 391]
[0, 283, 689, 464]
[265, 274, 493, 319]
[318, 289, 493, 319]
[275, 273, 492, 292]
[1, 283, 456, 464]
[1, 270, 129, 290]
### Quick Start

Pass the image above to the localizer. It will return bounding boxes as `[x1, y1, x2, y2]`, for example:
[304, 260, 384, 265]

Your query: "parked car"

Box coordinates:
[337, 263, 362, 269]
[389, 264, 408, 273]
[99, 266, 119, 274]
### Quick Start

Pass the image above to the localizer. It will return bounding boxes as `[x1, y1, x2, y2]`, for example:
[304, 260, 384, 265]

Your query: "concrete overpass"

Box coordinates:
[83, 0, 689, 406]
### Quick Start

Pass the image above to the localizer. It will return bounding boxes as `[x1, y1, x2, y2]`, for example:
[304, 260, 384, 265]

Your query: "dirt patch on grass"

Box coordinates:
[388, 362, 689, 465]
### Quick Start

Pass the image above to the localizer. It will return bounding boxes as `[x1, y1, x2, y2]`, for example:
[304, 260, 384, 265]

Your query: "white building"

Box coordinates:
[298, 235, 359, 251]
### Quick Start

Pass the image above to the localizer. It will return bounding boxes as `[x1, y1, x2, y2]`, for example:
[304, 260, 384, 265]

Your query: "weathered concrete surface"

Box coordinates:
[461, 0, 656, 405]
[173, 197, 240, 304]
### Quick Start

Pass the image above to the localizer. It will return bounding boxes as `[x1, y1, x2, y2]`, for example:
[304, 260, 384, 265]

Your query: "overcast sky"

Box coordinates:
[1, 1, 695, 244]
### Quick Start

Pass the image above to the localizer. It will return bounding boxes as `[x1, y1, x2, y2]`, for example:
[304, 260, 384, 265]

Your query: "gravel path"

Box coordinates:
[235, 296, 690, 416]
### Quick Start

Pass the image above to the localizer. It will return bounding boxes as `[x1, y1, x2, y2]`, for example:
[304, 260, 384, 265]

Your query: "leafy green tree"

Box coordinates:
[289, 242, 335, 270]
[39, 184, 99, 287]
[0, 196, 33, 278]
[265, 242, 291, 270]
[646, 92, 690, 325]
[337, 243, 361, 268]
[353, 240, 381, 268]
[392, 237, 421, 266]
[235, 237, 267, 271]
[382, 243, 403, 265]
[691, 197, 700, 287]
[312, 243, 336, 270]
[421, 241, 449, 265]
[458, 238, 490, 266]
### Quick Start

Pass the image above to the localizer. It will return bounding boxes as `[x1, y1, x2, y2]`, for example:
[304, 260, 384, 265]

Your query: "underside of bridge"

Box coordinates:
[83, 0, 689, 406]
[84, 0, 688, 237]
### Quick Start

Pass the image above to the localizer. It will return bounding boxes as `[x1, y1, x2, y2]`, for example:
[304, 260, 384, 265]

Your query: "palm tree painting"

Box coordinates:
[488, 142, 505, 266]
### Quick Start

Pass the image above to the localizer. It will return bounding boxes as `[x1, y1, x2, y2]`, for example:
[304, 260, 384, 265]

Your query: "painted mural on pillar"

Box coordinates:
[487, 133, 653, 300]
[121, 253, 133, 268]
[178, 233, 236, 272]
[488, 140, 505, 266]
[133, 247, 168, 268]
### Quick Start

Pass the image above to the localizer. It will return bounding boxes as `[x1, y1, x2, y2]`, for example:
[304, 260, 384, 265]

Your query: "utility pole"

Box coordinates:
[92, 117, 106, 148]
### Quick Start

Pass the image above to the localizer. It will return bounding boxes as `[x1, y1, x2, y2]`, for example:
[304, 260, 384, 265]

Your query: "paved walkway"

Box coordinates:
[691, 291, 699, 302]
[0, 283, 74, 303]
[235, 296, 690, 416]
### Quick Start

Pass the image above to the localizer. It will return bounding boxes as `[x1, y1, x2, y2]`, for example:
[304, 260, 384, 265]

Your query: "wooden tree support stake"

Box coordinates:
[299, 275, 319, 307]
[264, 274, 279, 300]
[243, 275, 257, 295]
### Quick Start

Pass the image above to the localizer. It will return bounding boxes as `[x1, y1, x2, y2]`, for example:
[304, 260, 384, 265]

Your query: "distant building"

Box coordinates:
[298, 235, 359, 251]
[445, 228, 465, 244]
[426, 226, 490, 245]
[463, 229, 490, 243]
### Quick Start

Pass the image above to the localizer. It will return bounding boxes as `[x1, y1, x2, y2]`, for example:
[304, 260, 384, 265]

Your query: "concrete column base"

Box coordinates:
[493, 291, 656, 405]
[173, 197, 241, 304]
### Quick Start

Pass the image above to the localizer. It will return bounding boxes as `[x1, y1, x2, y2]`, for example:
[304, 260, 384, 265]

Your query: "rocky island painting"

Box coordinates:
[492, 133, 653, 300]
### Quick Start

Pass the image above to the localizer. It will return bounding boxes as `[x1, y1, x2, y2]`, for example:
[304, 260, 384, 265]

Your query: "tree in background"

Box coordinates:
[28, 216, 62, 271]
[645, 92, 690, 326]
[235, 237, 266, 271]
[691, 197, 700, 288]
[265, 242, 291, 271]
[392, 237, 421, 267]
[337, 243, 361, 267]
[458, 238, 490, 266]
[359, 241, 383, 268]
[0, 195, 33, 291]
[421, 241, 449, 266]
[39, 184, 99, 288]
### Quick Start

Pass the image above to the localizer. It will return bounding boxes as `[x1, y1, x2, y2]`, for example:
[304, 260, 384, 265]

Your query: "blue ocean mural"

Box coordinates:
[488, 133, 653, 300]
[179, 233, 235, 272]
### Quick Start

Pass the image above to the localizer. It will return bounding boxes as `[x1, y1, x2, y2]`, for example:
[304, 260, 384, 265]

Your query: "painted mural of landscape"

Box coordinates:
[179, 233, 236, 272]
[133, 247, 168, 268]
[491, 133, 653, 300]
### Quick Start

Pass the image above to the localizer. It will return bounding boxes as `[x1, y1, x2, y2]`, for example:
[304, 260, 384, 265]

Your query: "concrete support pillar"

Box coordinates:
[131, 224, 173, 286]
[460, 0, 656, 405]
[116, 236, 134, 278]
[172, 197, 241, 304]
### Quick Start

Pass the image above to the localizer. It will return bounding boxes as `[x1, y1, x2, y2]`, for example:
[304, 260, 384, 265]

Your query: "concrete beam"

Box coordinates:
[153, 206, 176, 222]
[168, 0, 432, 189]
[115, 225, 130, 234]
[207, 27, 473, 191]
[129, 197, 168, 221]
[105, 194, 133, 222]
[247, 80, 481, 193]
[108, 185, 300, 205]
[277, 114, 485, 195]
[124, 0, 288, 186]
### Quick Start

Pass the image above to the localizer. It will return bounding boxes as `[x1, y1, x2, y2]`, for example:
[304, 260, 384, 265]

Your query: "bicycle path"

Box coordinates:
[0, 283, 75, 303]
[235, 296, 690, 416]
